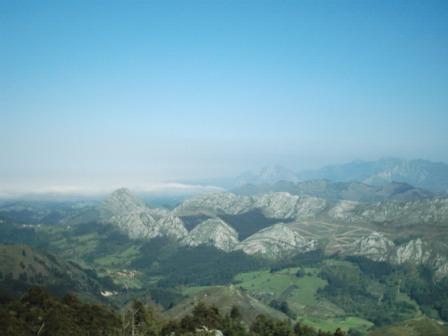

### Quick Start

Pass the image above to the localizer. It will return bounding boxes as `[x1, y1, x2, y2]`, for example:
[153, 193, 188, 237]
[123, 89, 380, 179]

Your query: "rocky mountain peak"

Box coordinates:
[99, 188, 187, 240]
[183, 218, 239, 252]
[235, 223, 317, 259]
[101, 188, 146, 215]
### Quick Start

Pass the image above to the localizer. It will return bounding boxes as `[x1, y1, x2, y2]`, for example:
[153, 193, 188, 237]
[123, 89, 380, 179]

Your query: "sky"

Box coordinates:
[1, 0, 448, 193]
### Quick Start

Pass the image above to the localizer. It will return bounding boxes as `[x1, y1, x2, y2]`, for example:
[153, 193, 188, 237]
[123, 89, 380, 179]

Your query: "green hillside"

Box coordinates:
[233, 267, 373, 333]
[0, 244, 114, 301]
[167, 285, 289, 326]
[368, 317, 448, 336]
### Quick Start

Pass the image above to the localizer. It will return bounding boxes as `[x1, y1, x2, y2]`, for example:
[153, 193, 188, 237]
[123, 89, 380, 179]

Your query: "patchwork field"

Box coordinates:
[233, 267, 373, 333]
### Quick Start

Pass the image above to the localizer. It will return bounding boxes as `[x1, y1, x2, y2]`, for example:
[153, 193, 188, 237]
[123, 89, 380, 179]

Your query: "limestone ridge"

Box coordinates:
[98, 188, 448, 278]
[99, 189, 320, 258]
[253, 192, 327, 219]
[173, 191, 327, 220]
[355, 198, 448, 226]
[174, 191, 448, 274]
[99, 188, 187, 240]
[172, 192, 253, 216]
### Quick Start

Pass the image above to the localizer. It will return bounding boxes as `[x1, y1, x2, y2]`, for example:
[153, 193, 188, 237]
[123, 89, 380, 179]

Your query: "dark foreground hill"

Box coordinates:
[0, 287, 350, 336]
[0, 244, 115, 301]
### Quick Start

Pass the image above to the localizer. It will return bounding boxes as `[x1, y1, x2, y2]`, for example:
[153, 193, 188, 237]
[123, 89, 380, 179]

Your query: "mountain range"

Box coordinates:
[233, 180, 434, 202]
[62, 186, 448, 280]
[205, 158, 448, 193]
[2, 165, 448, 334]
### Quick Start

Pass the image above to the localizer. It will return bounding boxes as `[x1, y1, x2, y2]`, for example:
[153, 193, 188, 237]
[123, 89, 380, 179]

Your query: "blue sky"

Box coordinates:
[1, 0, 448, 192]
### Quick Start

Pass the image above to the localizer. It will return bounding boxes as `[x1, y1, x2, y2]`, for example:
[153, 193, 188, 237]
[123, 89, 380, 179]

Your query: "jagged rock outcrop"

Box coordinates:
[340, 233, 448, 279]
[99, 188, 187, 240]
[392, 239, 448, 279]
[99, 188, 157, 239]
[393, 238, 430, 264]
[235, 223, 317, 259]
[344, 232, 395, 261]
[183, 218, 239, 252]
[358, 198, 448, 227]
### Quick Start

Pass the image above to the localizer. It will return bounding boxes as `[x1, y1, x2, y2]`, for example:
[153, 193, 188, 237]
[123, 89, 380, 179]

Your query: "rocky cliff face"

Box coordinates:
[343, 232, 395, 262]
[392, 238, 448, 279]
[393, 238, 431, 264]
[235, 223, 317, 260]
[182, 218, 239, 252]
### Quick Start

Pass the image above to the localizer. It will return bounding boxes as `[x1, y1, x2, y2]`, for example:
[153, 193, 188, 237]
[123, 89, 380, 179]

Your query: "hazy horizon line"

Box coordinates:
[1, 156, 447, 198]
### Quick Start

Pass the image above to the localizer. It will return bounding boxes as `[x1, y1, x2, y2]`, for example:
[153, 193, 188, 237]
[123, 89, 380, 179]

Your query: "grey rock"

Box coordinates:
[99, 188, 187, 240]
[183, 218, 239, 252]
[235, 223, 317, 259]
